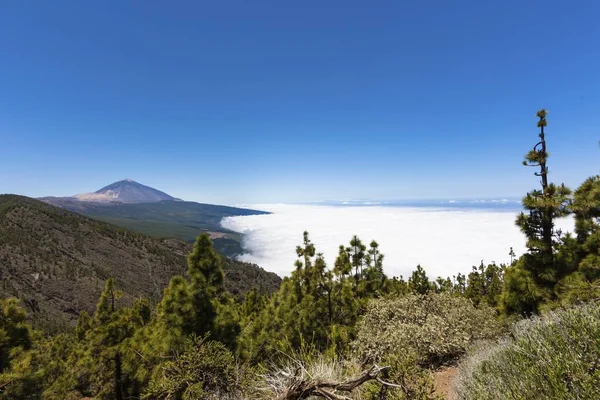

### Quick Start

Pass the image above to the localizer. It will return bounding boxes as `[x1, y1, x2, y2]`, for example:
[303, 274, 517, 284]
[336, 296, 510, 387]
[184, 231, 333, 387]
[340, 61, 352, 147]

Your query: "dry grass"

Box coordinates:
[256, 354, 351, 399]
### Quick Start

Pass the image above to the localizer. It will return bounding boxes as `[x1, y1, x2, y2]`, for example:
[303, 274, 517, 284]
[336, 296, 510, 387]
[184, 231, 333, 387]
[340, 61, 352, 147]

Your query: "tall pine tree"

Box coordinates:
[503, 110, 572, 314]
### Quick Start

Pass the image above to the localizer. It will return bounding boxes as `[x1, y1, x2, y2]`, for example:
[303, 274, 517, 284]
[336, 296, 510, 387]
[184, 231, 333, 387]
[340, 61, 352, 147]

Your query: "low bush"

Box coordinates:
[354, 293, 503, 366]
[455, 302, 600, 400]
[143, 335, 250, 400]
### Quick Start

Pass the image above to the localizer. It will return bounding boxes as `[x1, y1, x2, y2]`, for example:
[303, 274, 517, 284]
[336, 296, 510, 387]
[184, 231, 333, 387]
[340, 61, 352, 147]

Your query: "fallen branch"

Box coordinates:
[276, 364, 398, 400]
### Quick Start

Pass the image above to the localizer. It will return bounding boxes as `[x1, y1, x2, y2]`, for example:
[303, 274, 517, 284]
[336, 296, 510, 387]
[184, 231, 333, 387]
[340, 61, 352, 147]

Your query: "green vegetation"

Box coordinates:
[40, 198, 268, 256]
[456, 303, 600, 400]
[143, 336, 249, 400]
[0, 195, 281, 330]
[0, 110, 598, 398]
[0, 299, 33, 374]
[501, 110, 600, 314]
[0, 225, 511, 399]
[354, 293, 502, 366]
[236, 233, 391, 361]
[0, 230, 503, 399]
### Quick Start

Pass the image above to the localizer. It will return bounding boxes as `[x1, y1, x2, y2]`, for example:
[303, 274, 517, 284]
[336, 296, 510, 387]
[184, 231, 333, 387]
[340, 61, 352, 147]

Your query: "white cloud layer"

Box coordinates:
[221, 204, 574, 279]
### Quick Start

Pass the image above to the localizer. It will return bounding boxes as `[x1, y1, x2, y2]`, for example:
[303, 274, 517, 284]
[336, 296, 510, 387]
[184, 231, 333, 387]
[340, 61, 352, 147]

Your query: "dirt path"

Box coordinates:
[433, 366, 458, 399]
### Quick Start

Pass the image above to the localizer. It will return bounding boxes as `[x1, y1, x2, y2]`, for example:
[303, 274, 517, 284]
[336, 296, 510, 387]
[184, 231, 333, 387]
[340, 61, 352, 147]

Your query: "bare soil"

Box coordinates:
[433, 366, 458, 399]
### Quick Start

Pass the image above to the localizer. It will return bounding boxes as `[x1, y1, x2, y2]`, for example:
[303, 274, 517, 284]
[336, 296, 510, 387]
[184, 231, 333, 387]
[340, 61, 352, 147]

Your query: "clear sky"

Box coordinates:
[1, 0, 599, 204]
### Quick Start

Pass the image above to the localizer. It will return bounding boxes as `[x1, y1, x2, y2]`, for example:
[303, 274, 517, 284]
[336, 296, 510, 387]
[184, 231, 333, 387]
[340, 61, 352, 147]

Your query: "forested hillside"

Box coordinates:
[0, 195, 280, 332]
[40, 197, 267, 257]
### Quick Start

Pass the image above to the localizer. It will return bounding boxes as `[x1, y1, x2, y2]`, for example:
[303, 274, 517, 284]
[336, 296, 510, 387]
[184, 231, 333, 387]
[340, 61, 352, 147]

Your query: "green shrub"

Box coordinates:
[455, 302, 600, 400]
[143, 335, 249, 400]
[354, 293, 503, 366]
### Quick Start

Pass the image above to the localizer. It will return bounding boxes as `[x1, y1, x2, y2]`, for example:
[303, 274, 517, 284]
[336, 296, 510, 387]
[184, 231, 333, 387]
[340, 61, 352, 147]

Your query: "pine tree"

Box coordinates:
[183, 233, 230, 340]
[333, 245, 352, 277]
[517, 110, 572, 281]
[213, 295, 241, 350]
[465, 264, 485, 306]
[122, 290, 187, 392]
[239, 287, 267, 323]
[387, 275, 410, 295]
[483, 263, 504, 307]
[509, 247, 516, 265]
[349, 235, 366, 279]
[237, 232, 388, 360]
[0, 298, 32, 373]
[571, 175, 600, 280]
[155, 275, 194, 344]
[464, 262, 503, 308]
[503, 110, 572, 314]
[361, 240, 387, 295]
[187, 233, 224, 289]
[435, 277, 454, 293]
[454, 273, 466, 295]
[124, 233, 236, 386]
[554, 175, 600, 304]
[76, 311, 92, 341]
[0, 298, 37, 399]
[81, 279, 149, 400]
[409, 265, 433, 294]
[0, 331, 80, 399]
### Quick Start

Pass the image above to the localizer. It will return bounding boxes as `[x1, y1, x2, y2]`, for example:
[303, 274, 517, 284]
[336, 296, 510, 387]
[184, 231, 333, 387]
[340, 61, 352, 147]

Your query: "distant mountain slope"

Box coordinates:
[40, 199, 268, 256]
[39, 179, 268, 257]
[79, 199, 267, 228]
[0, 195, 281, 332]
[74, 178, 180, 203]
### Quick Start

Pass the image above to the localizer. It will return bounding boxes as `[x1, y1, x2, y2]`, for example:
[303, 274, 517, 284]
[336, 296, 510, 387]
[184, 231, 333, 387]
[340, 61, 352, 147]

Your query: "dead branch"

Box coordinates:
[276, 364, 397, 400]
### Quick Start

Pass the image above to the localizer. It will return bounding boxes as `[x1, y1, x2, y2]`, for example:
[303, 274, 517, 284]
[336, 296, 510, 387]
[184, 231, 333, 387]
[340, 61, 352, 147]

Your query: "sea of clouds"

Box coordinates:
[221, 204, 574, 279]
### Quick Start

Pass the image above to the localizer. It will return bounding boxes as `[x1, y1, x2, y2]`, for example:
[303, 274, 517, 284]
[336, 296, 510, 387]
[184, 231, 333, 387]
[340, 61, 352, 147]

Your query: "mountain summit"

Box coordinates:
[73, 179, 180, 203]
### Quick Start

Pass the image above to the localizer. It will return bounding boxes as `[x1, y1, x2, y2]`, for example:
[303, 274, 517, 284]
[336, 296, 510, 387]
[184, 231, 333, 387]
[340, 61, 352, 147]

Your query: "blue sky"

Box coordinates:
[1, 0, 599, 204]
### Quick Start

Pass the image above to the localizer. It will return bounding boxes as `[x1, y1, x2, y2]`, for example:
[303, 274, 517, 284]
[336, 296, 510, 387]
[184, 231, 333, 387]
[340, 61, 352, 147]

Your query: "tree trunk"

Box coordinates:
[539, 123, 553, 263]
[115, 351, 124, 400]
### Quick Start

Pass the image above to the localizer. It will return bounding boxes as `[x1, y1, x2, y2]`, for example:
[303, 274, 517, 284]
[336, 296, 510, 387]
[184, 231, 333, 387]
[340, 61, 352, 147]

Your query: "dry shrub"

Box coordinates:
[455, 302, 600, 400]
[354, 293, 503, 366]
[252, 351, 364, 399]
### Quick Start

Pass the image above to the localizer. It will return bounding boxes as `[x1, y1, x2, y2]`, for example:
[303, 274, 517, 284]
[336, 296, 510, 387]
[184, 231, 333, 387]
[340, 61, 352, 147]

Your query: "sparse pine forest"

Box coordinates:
[1, 110, 599, 399]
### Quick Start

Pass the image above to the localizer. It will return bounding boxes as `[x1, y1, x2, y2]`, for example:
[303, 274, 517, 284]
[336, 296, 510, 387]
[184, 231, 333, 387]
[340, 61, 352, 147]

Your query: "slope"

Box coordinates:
[40, 198, 268, 257]
[0, 195, 280, 332]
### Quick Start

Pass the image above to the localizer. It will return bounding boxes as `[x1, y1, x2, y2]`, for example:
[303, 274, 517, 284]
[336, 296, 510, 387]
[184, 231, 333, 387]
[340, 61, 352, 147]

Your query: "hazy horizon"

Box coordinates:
[3, 185, 517, 205]
[5, 176, 525, 208]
